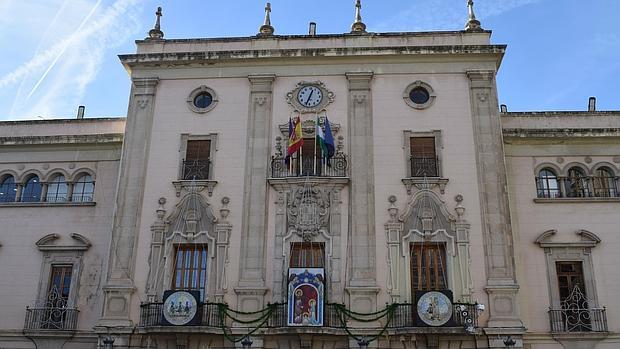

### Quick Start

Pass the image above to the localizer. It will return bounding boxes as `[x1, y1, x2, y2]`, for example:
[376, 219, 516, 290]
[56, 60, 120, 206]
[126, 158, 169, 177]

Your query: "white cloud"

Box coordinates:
[373, 0, 542, 32]
[0, 0, 145, 119]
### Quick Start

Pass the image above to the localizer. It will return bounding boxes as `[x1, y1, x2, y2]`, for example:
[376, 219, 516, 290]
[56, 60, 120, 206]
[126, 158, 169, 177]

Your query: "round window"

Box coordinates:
[193, 92, 213, 109]
[409, 87, 430, 105]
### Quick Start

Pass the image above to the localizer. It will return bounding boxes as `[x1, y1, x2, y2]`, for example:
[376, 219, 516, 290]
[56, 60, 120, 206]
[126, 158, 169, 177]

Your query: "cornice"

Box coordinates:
[0, 133, 124, 146]
[119, 45, 506, 68]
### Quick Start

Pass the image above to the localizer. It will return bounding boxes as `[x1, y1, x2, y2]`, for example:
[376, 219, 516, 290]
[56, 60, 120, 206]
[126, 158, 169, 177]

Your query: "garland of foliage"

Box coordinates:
[210, 302, 398, 344]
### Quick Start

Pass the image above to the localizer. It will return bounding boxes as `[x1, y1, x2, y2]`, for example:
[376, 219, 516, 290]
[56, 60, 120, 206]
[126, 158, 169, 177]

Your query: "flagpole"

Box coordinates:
[314, 113, 318, 176]
[298, 114, 303, 175]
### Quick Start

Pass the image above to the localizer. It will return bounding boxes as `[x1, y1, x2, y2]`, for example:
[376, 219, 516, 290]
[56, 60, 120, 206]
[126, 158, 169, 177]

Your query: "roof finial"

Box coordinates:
[350, 0, 367, 34]
[147, 6, 164, 39]
[464, 0, 483, 32]
[259, 2, 275, 36]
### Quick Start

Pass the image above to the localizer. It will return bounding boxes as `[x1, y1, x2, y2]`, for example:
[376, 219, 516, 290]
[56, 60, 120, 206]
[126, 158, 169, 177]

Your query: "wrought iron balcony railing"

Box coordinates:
[182, 160, 211, 180]
[410, 156, 439, 177]
[140, 302, 221, 327]
[139, 301, 478, 330]
[24, 306, 79, 331]
[271, 154, 347, 178]
[388, 303, 478, 329]
[549, 307, 608, 333]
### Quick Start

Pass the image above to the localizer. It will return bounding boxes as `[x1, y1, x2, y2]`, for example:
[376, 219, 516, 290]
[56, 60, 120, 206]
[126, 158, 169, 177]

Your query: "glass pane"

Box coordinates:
[22, 176, 42, 202]
[0, 176, 17, 202]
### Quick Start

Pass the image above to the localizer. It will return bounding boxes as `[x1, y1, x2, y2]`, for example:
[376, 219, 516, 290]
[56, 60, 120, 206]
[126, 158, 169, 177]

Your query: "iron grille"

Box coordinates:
[549, 308, 607, 332]
[271, 154, 347, 178]
[388, 303, 478, 329]
[410, 156, 439, 177]
[24, 307, 79, 330]
[182, 160, 210, 180]
[139, 302, 222, 327]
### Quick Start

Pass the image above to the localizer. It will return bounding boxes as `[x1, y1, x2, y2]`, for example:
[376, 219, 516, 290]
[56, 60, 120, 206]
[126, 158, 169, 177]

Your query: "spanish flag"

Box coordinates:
[286, 116, 304, 163]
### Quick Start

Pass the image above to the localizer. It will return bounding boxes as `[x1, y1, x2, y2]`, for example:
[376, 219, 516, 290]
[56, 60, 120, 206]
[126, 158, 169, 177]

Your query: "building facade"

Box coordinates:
[0, 3, 619, 349]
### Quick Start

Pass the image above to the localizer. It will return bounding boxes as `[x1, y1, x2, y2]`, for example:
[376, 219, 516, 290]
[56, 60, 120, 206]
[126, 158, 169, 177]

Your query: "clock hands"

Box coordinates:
[305, 89, 314, 105]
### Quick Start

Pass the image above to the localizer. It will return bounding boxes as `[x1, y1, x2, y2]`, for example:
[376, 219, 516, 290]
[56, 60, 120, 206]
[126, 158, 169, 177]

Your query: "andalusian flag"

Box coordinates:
[316, 116, 336, 166]
[286, 116, 303, 163]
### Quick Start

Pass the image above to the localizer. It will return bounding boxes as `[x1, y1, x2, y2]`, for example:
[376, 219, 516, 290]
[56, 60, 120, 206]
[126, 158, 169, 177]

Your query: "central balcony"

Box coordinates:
[271, 154, 347, 178]
[138, 302, 479, 334]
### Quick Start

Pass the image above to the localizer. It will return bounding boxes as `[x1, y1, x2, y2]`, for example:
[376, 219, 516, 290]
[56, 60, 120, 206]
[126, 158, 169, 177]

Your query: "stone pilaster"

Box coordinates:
[214, 197, 232, 302]
[345, 72, 379, 312]
[235, 74, 275, 311]
[272, 189, 287, 303]
[466, 70, 522, 329]
[98, 77, 158, 327]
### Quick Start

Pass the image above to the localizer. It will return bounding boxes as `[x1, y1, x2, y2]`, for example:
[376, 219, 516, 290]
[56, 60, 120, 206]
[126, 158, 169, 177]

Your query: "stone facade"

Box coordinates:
[0, 24, 619, 349]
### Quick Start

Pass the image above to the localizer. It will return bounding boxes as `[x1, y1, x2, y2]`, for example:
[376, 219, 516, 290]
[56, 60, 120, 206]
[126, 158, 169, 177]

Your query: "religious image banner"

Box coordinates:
[287, 268, 324, 326]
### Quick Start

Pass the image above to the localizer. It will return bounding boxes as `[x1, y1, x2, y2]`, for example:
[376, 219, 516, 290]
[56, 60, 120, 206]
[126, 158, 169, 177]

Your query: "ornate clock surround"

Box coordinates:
[286, 81, 335, 113]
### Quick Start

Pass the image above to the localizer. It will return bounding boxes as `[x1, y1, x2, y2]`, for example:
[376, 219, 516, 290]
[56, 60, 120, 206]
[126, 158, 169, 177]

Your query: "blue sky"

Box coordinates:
[0, 0, 618, 120]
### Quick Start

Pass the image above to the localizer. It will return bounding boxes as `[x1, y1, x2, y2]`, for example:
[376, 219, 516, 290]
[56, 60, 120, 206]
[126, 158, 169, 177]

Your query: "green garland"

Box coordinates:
[210, 301, 398, 344]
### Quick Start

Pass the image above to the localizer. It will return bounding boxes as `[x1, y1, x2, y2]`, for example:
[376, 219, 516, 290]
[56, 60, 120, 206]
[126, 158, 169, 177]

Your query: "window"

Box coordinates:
[46, 175, 68, 202]
[47, 265, 72, 306]
[410, 137, 438, 177]
[410, 243, 447, 291]
[71, 174, 94, 202]
[42, 265, 73, 329]
[403, 81, 436, 109]
[21, 175, 42, 202]
[556, 261, 591, 332]
[183, 140, 211, 180]
[565, 167, 589, 197]
[289, 242, 325, 268]
[172, 245, 208, 300]
[0, 175, 17, 202]
[592, 167, 617, 198]
[536, 168, 560, 198]
[187, 85, 218, 113]
[409, 86, 430, 105]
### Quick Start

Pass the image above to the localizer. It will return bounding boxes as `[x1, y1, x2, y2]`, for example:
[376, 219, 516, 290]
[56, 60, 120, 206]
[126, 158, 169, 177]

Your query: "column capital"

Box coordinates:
[466, 70, 496, 82]
[132, 77, 159, 94]
[248, 74, 276, 91]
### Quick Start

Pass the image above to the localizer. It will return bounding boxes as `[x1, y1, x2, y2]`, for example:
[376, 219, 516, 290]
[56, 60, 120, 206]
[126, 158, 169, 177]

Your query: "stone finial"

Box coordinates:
[350, 0, 367, 34]
[464, 0, 483, 32]
[259, 2, 275, 36]
[147, 6, 164, 39]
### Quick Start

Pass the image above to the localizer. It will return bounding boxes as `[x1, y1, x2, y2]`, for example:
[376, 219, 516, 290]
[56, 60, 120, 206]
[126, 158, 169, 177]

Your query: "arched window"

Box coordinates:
[565, 167, 589, 198]
[72, 174, 94, 202]
[46, 174, 68, 202]
[0, 175, 17, 202]
[21, 175, 42, 202]
[592, 167, 617, 198]
[536, 168, 560, 198]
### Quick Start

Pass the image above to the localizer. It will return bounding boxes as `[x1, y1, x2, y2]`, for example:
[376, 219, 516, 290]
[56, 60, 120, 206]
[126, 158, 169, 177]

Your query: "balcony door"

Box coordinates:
[410, 243, 447, 291]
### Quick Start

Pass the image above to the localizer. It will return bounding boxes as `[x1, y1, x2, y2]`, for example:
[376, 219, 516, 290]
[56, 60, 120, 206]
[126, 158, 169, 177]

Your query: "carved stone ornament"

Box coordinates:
[287, 184, 330, 241]
[278, 117, 341, 139]
[286, 81, 335, 114]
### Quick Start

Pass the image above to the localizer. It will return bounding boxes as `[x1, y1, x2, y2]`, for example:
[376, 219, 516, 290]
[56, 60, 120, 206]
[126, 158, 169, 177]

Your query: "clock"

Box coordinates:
[297, 85, 323, 108]
[415, 290, 454, 327]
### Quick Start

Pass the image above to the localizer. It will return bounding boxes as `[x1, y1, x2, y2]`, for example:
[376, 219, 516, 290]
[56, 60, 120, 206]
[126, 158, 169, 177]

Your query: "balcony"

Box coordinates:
[549, 307, 608, 333]
[139, 302, 479, 334]
[24, 306, 79, 331]
[271, 154, 347, 178]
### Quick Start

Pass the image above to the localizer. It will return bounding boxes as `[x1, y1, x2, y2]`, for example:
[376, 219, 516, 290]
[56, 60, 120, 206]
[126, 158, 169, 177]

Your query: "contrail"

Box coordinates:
[25, 0, 103, 100]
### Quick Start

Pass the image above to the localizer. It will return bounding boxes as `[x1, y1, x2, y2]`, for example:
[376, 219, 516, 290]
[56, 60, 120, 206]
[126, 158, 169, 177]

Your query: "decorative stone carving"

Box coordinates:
[287, 184, 330, 241]
[278, 117, 341, 138]
[385, 189, 473, 302]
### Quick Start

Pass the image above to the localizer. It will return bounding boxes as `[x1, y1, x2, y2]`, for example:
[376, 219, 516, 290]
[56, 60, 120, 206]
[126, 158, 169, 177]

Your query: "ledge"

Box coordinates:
[534, 197, 620, 204]
[402, 177, 449, 194]
[172, 180, 217, 197]
[0, 202, 96, 208]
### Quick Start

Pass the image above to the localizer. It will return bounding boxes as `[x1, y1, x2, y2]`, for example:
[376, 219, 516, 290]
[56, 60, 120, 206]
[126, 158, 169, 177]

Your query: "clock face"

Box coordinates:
[297, 86, 323, 108]
[416, 291, 453, 326]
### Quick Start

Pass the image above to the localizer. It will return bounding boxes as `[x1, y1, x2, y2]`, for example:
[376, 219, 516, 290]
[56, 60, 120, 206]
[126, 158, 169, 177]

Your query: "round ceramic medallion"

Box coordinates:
[162, 291, 198, 326]
[416, 291, 453, 326]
